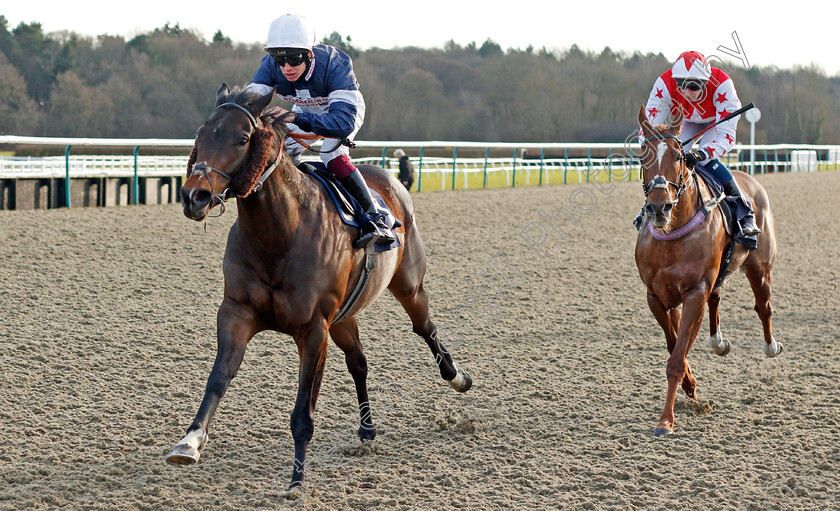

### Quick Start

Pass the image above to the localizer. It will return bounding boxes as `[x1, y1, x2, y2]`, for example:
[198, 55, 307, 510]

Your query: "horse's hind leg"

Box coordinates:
[706, 288, 731, 356]
[392, 279, 473, 392]
[167, 299, 258, 465]
[744, 262, 782, 357]
[389, 230, 472, 392]
[329, 318, 376, 441]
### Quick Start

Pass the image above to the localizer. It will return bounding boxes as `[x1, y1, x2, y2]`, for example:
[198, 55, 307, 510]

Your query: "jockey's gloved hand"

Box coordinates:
[684, 149, 708, 169]
[263, 106, 295, 125]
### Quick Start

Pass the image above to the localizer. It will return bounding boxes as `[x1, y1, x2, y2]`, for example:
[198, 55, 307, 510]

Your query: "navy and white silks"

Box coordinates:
[246, 44, 365, 164]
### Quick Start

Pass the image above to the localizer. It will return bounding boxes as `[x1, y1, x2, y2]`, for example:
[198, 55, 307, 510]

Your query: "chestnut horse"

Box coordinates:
[166, 84, 472, 488]
[634, 107, 782, 436]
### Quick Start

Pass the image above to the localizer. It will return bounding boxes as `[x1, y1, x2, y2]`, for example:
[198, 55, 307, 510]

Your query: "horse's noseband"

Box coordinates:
[190, 161, 235, 203]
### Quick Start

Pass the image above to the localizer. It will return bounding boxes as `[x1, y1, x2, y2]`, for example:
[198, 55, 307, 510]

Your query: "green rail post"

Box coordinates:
[451, 147, 457, 190]
[784, 148, 789, 172]
[483, 147, 489, 188]
[64, 145, 72, 208]
[539, 148, 545, 185]
[763, 148, 767, 174]
[587, 148, 592, 183]
[564, 148, 569, 184]
[512, 148, 517, 188]
[417, 147, 424, 192]
[133, 146, 140, 205]
[381, 147, 388, 169]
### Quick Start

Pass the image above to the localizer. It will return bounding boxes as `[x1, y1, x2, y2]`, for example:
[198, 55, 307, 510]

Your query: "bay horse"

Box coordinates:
[634, 106, 782, 436]
[166, 84, 472, 489]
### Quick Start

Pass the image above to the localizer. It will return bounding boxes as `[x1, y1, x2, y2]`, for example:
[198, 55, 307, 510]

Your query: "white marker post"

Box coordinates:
[744, 107, 761, 174]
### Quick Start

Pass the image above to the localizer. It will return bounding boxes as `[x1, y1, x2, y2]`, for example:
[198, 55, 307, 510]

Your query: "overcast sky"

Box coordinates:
[3, 1, 836, 76]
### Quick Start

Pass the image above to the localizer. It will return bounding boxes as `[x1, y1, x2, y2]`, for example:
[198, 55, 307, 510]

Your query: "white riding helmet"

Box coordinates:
[264, 14, 315, 51]
[671, 51, 711, 81]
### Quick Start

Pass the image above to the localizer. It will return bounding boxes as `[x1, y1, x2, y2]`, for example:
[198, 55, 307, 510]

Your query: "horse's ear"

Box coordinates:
[250, 86, 276, 116]
[216, 82, 231, 107]
[638, 106, 649, 128]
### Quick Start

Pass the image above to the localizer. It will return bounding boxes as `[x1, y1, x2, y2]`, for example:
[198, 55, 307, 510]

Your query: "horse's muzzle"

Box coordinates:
[181, 186, 213, 221]
[645, 201, 674, 228]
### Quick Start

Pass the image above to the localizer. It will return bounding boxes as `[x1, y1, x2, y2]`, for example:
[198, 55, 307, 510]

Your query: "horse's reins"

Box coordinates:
[189, 102, 284, 215]
[286, 131, 356, 153]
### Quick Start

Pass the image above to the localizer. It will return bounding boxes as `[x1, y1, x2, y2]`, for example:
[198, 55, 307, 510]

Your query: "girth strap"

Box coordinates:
[332, 242, 376, 324]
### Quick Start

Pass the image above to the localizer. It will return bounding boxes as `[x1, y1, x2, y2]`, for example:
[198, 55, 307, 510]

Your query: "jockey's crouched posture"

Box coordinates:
[246, 14, 394, 248]
[635, 51, 760, 242]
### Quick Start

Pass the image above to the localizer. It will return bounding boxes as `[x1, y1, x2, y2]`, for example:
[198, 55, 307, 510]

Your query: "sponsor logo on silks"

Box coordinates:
[279, 95, 329, 107]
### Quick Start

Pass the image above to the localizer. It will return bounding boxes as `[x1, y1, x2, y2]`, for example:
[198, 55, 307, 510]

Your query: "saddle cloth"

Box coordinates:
[299, 162, 402, 252]
[695, 164, 758, 249]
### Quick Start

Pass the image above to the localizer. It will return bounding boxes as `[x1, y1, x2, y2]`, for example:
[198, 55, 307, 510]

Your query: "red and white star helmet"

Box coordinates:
[671, 51, 711, 81]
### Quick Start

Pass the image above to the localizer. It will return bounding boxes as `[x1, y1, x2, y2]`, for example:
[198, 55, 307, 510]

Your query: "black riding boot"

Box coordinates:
[340, 170, 396, 248]
[722, 179, 761, 237]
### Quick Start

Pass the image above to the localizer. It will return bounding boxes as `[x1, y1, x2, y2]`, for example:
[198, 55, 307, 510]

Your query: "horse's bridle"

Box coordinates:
[640, 133, 692, 202]
[189, 102, 283, 214]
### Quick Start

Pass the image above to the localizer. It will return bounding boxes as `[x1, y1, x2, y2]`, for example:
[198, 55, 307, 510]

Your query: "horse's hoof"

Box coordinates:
[763, 337, 783, 358]
[280, 482, 305, 500]
[166, 428, 208, 466]
[653, 427, 674, 437]
[359, 425, 377, 442]
[166, 444, 200, 465]
[448, 367, 473, 393]
[708, 333, 731, 356]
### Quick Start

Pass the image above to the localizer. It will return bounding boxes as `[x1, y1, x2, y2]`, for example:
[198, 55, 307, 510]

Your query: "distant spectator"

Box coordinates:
[394, 149, 415, 190]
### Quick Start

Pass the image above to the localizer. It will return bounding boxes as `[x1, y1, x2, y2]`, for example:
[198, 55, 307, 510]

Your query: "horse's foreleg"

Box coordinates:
[167, 299, 258, 465]
[706, 289, 731, 356]
[646, 291, 677, 352]
[744, 263, 782, 357]
[288, 321, 329, 489]
[656, 287, 708, 436]
[647, 293, 696, 399]
[329, 318, 376, 441]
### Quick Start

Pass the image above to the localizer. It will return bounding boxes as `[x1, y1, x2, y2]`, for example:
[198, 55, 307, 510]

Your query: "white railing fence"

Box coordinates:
[1, 136, 838, 193]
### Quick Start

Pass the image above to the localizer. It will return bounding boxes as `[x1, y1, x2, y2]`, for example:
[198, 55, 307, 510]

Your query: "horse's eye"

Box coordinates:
[238, 136, 249, 146]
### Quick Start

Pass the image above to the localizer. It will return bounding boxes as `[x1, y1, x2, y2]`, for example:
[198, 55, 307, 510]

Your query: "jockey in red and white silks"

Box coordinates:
[637, 51, 760, 241]
[644, 51, 741, 163]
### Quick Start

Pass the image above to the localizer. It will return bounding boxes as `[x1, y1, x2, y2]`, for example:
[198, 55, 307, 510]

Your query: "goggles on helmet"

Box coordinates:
[267, 48, 309, 67]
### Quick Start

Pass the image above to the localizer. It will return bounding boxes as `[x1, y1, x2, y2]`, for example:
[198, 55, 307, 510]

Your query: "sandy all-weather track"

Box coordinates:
[0, 171, 838, 510]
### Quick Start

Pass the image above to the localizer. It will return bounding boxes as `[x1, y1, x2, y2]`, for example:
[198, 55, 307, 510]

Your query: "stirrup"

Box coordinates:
[353, 220, 393, 249]
[353, 229, 381, 249]
[739, 213, 761, 237]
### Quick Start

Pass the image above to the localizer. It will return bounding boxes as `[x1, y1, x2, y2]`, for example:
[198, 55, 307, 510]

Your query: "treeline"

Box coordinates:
[1, 16, 838, 144]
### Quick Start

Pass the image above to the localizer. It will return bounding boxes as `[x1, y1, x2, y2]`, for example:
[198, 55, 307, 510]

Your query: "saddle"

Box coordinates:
[297, 162, 402, 253]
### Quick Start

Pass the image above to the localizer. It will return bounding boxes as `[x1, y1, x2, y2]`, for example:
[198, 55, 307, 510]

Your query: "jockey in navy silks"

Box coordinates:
[636, 51, 760, 241]
[246, 14, 394, 247]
